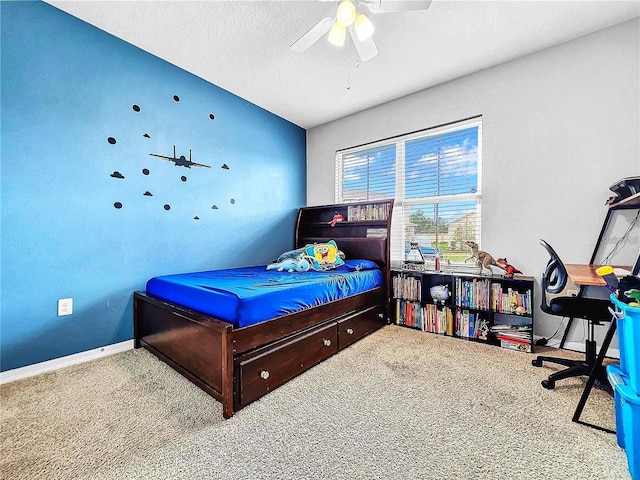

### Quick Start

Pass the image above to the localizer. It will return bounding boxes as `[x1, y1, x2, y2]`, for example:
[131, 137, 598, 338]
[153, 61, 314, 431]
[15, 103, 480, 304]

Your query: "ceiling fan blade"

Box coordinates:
[290, 17, 335, 53]
[348, 26, 378, 62]
[365, 0, 432, 13]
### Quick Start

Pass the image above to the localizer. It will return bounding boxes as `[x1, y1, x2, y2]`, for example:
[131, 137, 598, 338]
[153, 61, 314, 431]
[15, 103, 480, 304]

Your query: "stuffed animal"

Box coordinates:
[304, 240, 345, 271]
[293, 258, 311, 272]
[496, 258, 523, 278]
[266, 257, 310, 273]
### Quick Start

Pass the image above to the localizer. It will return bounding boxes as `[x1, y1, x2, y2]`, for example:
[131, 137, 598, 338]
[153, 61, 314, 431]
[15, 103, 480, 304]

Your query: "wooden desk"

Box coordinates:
[565, 263, 632, 432]
[570, 181, 639, 431]
[565, 264, 606, 286]
[566, 264, 633, 287]
[563, 263, 615, 432]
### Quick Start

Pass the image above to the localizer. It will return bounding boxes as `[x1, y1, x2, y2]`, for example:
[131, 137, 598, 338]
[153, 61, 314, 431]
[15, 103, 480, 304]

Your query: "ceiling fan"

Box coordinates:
[290, 0, 432, 62]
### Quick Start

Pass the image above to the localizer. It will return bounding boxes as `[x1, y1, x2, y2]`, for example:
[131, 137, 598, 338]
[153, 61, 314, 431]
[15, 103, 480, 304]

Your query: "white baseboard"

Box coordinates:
[0, 340, 134, 385]
[542, 339, 620, 360]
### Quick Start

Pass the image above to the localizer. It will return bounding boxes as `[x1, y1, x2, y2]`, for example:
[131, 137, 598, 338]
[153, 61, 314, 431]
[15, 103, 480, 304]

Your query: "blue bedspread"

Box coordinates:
[146, 261, 383, 328]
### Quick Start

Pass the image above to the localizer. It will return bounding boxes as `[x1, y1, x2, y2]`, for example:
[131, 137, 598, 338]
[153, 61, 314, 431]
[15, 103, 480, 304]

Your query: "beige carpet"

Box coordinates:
[0, 326, 631, 479]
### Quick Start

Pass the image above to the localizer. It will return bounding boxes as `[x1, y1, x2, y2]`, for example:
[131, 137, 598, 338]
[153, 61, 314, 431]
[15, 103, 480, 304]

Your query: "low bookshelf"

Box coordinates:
[391, 266, 535, 353]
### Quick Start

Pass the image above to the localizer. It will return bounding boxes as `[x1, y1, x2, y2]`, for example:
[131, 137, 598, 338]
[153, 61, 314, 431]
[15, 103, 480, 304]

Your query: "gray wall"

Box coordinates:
[306, 18, 640, 353]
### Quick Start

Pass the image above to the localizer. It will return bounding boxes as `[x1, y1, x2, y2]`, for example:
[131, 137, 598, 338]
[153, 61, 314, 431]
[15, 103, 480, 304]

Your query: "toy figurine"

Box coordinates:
[624, 289, 640, 306]
[465, 241, 500, 275]
[496, 258, 523, 279]
[329, 213, 344, 227]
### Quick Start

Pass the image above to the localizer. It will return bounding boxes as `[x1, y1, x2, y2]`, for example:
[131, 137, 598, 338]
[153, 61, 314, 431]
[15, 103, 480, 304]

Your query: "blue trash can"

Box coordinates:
[611, 295, 640, 392]
[607, 363, 628, 449]
[616, 380, 640, 479]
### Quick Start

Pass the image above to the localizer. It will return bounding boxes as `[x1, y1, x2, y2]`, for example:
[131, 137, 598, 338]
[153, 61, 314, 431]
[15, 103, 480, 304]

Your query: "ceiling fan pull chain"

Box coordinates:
[346, 35, 352, 90]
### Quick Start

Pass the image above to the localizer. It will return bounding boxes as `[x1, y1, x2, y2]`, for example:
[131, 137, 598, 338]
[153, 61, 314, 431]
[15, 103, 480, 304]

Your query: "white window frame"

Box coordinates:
[335, 116, 483, 264]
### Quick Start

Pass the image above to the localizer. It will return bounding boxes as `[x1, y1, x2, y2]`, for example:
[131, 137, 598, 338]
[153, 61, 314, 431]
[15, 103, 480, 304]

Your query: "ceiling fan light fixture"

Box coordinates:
[328, 22, 347, 47]
[355, 13, 374, 41]
[336, 0, 356, 27]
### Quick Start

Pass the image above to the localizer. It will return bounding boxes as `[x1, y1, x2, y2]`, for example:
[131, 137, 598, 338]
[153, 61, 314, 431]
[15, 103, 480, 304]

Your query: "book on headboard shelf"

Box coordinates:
[347, 203, 391, 222]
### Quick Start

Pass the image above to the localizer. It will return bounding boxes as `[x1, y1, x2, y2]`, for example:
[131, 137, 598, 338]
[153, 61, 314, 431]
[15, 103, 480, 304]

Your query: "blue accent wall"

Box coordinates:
[0, 2, 307, 371]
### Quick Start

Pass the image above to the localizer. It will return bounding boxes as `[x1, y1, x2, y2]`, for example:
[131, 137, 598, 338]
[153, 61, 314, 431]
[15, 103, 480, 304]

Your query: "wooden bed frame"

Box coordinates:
[134, 200, 393, 418]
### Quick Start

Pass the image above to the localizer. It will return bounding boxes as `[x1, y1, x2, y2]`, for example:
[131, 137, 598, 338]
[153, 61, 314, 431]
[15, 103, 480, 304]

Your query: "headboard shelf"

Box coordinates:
[297, 200, 393, 243]
[296, 200, 393, 244]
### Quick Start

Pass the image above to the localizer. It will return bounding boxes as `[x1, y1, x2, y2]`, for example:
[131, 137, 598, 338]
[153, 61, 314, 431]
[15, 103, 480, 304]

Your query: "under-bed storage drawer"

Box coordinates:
[236, 321, 338, 408]
[337, 304, 385, 350]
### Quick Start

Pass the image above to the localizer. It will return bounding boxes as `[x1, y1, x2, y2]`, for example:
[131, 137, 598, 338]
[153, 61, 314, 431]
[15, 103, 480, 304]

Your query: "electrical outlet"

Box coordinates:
[568, 289, 578, 297]
[58, 298, 73, 316]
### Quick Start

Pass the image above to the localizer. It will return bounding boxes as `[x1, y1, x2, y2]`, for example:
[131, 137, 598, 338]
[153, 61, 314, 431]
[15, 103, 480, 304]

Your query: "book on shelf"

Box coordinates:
[490, 284, 532, 314]
[393, 273, 422, 302]
[490, 324, 530, 331]
[494, 330, 531, 340]
[491, 325, 532, 352]
[455, 277, 490, 310]
[496, 333, 532, 353]
[395, 299, 423, 330]
[422, 304, 453, 335]
[490, 325, 531, 336]
[455, 309, 488, 339]
[395, 300, 454, 336]
[347, 203, 391, 222]
[366, 228, 387, 238]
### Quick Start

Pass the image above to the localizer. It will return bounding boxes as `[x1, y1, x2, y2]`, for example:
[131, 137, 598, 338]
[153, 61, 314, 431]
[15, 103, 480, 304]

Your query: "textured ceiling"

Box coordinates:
[47, 1, 639, 129]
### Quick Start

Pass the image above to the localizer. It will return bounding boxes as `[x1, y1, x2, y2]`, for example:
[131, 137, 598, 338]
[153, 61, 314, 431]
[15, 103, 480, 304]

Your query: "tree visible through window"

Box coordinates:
[336, 117, 482, 264]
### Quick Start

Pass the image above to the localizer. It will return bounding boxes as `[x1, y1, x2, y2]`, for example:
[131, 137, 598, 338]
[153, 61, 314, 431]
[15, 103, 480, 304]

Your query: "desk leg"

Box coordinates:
[572, 319, 617, 433]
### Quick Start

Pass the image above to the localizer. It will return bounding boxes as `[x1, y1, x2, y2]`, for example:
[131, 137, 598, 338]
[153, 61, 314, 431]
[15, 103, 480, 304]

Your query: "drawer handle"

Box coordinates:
[378, 313, 384, 319]
[323, 339, 331, 347]
[260, 370, 270, 380]
[346, 328, 354, 335]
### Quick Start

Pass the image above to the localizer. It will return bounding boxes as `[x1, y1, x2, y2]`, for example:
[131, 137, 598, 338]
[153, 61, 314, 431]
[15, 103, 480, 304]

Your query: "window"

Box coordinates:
[335, 116, 482, 265]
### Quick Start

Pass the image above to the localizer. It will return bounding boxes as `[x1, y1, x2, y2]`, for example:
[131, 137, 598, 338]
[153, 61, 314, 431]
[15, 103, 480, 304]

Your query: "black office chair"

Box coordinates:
[531, 239, 613, 389]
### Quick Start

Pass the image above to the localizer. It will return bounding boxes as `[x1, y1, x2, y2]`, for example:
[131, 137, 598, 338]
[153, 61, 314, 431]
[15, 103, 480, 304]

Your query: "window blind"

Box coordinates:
[335, 117, 482, 265]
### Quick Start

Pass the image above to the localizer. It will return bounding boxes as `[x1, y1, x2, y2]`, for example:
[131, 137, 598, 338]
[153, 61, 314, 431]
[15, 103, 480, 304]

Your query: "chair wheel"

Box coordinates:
[532, 359, 543, 367]
[542, 379, 555, 389]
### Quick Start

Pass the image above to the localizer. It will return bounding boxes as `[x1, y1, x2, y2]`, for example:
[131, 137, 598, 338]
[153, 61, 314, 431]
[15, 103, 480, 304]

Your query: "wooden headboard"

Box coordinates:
[294, 200, 394, 289]
[297, 236, 388, 271]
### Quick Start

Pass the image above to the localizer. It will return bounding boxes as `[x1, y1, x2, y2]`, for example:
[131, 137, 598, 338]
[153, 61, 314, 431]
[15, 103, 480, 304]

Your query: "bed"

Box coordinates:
[134, 200, 394, 417]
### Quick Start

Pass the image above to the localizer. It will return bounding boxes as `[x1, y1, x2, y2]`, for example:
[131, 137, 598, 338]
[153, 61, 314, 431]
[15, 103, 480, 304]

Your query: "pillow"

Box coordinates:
[335, 259, 380, 272]
[304, 240, 345, 271]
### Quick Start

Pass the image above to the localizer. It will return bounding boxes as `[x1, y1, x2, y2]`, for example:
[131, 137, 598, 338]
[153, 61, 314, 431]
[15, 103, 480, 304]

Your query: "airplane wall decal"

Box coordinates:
[149, 145, 211, 169]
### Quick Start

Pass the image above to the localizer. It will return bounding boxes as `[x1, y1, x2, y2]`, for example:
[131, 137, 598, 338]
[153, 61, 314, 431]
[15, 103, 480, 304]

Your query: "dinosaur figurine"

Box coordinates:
[624, 289, 640, 306]
[465, 241, 501, 275]
[496, 258, 523, 278]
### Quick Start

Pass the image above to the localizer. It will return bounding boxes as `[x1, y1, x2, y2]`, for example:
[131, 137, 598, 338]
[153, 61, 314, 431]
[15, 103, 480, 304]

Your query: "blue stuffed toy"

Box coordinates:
[266, 257, 310, 273]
